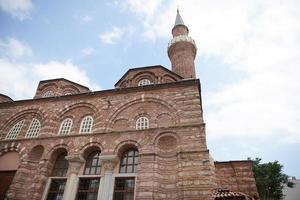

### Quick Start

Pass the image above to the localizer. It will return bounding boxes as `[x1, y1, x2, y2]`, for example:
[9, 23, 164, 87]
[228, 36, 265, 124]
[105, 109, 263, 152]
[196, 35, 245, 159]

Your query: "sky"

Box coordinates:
[0, 0, 299, 177]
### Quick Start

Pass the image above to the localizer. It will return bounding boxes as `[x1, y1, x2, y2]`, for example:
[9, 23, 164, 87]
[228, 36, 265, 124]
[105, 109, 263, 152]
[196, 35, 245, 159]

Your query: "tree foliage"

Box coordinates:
[249, 158, 294, 200]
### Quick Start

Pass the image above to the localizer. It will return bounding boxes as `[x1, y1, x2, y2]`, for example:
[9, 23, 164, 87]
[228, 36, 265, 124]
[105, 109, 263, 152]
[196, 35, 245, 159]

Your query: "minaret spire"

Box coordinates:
[172, 8, 189, 36]
[168, 9, 197, 79]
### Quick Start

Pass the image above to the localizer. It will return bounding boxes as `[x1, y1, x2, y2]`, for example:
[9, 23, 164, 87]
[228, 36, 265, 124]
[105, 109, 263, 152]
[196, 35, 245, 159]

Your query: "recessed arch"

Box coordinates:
[1, 108, 45, 133]
[45, 144, 69, 161]
[114, 140, 142, 158]
[56, 102, 98, 121]
[106, 97, 179, 130]
[0, 151, 20, 171]
[80, 142, 103, 159]
[28, 145, 44, 161]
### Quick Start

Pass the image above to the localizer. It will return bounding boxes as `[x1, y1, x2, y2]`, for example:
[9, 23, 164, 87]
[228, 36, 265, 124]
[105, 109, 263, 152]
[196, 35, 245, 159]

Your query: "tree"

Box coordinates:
[248, 158, 294, 200]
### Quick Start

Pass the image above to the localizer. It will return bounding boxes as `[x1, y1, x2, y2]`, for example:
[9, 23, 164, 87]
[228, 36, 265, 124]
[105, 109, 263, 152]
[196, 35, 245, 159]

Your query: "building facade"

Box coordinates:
[0, 11, 258, 200]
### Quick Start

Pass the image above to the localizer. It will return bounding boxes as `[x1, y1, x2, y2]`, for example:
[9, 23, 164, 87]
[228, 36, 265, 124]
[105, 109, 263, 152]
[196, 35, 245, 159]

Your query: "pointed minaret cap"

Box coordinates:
[172, 9, 189, 35]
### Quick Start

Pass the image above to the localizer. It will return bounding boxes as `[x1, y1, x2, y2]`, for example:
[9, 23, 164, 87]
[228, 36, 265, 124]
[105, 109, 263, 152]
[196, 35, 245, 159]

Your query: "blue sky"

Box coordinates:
[0, 0, 299, 178]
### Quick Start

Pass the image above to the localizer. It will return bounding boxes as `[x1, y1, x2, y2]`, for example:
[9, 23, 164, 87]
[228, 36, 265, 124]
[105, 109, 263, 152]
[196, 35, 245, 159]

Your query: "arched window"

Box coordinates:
[47, 152, 68, 200]
[43, 90, 54, 98]
[84, 151, 101, 175]
[138, 79, 151, 86]
[119, 149, 139, 173]
[114, 149, 139, 200]
[58, 118, 72, 135]
[136, 117, 149, 130]
[5, 120, 25, 140]
[26, 118, 41, 138]
[80, 116, 93, 134]
[64, 91, 73, 95]
[51, 152, 68, 177]
[76, 151, 101, 200]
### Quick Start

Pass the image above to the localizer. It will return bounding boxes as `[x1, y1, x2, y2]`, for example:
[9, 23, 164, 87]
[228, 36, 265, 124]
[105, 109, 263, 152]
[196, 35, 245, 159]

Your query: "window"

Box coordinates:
[26, 118, 41, 138]
[114, 149, 139, 200]
[58, 118, 72, 135]
[113, 177, 135, 200]
[135, 117, 149, 130]
[76, 151, 101, 200]
[84, 151, 101, 175]
[119, 149, 139, 173]
[138, 79, 151, 86]
[51, 152, 69, 177]
[43, 90, 54, 98]
[64, 92, 73, 95]
[5, 120, 25, 140]
[80, 116, 93, 134]
[46, 152, 68, 200]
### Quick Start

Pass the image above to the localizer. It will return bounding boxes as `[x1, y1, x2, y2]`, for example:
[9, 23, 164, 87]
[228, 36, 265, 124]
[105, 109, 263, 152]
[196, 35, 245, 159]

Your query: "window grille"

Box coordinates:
[26, 118, 41, 138]
[58, 118, 72, 135]
[47, 152, 68, 200]
[119, 149, 139, 173]
[5, 120, 25, 140]
[138, 79, 151, 86]
[80, 116, 93, 134]
[136, 117, 149, 130]
[114, 149, 138, 200]
[76, 151, 101, 200]
[113, 177, 135, 200]
[43, 90, 54, 97]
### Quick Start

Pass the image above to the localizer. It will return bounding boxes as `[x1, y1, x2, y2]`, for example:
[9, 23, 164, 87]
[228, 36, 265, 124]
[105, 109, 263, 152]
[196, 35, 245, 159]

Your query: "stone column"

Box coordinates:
[63, 154, 85, 200]
[98, 155, 118, 200]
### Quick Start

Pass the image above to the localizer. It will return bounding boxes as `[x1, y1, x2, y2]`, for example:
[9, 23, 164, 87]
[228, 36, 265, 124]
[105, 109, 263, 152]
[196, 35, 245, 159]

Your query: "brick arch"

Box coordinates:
[61, 84, 81, 94]
[27, 145, 45, 161]
[0, 142, 26, 160]
[80, 142, 103, 158]
[162, 74, 178, 83]
[54, 102, 99, 135]
[154, 132, 180, 157]
[56, 102, 98, 121]
[114, 140, 142, 157]
[132, 71, 157, 85]
[152, 131, 180, 145]
[44, 144, 69, 160]
[39, 82, 59, 91]
[0, 108, 46, 139]
[1, 108, 46, 131]
[105, 97, 180, 130]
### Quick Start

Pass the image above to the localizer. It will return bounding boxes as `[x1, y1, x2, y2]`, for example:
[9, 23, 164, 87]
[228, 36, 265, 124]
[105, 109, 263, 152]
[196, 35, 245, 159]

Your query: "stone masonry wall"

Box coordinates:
[215, 161, 259, 199]
[0, 80, 216, 200]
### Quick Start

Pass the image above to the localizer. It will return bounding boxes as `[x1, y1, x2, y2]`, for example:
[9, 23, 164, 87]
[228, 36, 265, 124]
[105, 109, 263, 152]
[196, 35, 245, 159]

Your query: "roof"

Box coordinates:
[0, 93, 13, 102]
[0, 79, 200, 106]
[114, 65, 183, 86]
[174, 9, 185, 27]
[172, 9, 189, 33]
[213, 189, 255, 200]
[215, 160, 253, 164]
[39, 78, 90, 90]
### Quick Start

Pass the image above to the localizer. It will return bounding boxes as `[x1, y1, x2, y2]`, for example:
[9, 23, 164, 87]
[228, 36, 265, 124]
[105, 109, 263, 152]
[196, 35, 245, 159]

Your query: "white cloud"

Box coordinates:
[0, 59, 101, 100]
[119, 0, 300, 143]
[0, 38, 100, 99]
[0, 0, 33, 20]
[99, 27, 124, 44]
[81, 47, 95, 56]
[0, 38, 33, 59]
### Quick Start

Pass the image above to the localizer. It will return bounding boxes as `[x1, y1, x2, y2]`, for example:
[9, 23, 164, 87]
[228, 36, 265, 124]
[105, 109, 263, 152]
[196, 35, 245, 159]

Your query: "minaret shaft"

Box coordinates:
[168, 10, 197, 79]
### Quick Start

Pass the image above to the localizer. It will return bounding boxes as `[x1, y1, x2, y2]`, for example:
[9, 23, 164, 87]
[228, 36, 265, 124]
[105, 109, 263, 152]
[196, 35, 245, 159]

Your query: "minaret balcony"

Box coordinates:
[168, 35, 197, 50]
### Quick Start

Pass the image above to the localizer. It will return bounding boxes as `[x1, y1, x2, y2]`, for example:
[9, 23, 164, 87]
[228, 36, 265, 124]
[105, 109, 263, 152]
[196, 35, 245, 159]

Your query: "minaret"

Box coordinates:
[168, 9, 197, 79]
